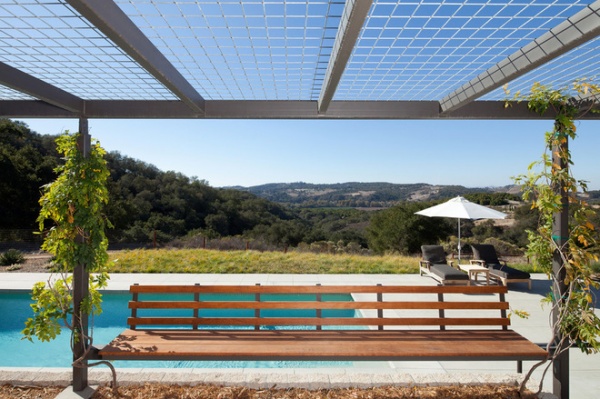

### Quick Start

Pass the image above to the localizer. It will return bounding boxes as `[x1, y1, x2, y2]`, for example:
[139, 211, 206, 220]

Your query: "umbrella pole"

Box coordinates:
[457, 218, 461, 262]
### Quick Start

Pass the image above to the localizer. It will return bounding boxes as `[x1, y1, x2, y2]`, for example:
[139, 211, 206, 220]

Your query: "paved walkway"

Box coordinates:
[1, 272, 599, 398]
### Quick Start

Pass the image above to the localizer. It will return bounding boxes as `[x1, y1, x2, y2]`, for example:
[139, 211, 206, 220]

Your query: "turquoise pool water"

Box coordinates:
[0, 290, 354, 368]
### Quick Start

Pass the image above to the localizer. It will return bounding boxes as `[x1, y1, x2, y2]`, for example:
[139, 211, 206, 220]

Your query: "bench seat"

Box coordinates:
[96, 284, 547, 372]
[100, 328, 547, 362]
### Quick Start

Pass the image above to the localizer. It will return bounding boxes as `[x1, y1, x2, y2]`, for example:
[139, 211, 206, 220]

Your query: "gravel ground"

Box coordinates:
[0, 385, 62, 399]
[1, 253, 53, 273]
[0, 383, 537, 399]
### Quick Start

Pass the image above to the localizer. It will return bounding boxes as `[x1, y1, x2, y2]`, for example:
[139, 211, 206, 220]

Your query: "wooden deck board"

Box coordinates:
[99, 329, 547, 361]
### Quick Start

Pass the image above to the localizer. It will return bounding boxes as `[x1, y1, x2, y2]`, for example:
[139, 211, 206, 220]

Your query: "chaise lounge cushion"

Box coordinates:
[430, 263, 469, 280]
[471, 244, 531, 281]
[421, 245, 469, 282]
[421, 245, 450, 265]
[487, 264, 531, 280]
[470, 243, 501, 264]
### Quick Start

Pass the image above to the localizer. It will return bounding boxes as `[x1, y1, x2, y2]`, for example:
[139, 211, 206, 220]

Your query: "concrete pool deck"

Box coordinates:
[1, 272, 599, 398]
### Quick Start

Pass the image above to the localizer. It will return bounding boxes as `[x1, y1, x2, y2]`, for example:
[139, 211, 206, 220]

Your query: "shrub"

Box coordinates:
[0, 248, 25, 266]
[483, 237, 523, 256]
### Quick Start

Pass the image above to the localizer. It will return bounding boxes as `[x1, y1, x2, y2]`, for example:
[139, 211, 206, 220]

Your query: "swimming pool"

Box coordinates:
[0, 290, 355, 368]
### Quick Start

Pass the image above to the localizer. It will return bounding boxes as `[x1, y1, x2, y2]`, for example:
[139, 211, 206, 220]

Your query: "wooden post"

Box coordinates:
[73, 118, 90, 393]
[438, 292, 445, 331]
[377, 283, 383, 331]
[552, 132, 570, 399]
[255, 283, 261, 331]
[131, 283, 139, 330]
[193, 283, 200, 330]
[316, 284, 322, 331]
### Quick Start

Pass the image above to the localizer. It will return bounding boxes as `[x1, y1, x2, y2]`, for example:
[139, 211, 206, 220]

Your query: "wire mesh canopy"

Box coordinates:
[2, 0, 600, 119]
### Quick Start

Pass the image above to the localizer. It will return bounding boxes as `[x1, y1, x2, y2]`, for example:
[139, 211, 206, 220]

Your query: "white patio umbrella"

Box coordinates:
[415, 196, 507, 261]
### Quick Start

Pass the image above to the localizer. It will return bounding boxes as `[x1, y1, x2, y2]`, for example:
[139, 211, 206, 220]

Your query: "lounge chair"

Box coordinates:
[420, 245, 470, 285]
[470, 244, 531, 289]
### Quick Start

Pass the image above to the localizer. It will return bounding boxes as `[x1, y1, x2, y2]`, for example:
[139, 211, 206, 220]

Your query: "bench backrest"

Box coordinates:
[126, 284, 511, 331]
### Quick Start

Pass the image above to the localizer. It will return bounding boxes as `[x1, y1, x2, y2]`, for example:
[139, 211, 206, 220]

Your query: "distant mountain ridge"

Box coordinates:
[232, 182, 522, 208]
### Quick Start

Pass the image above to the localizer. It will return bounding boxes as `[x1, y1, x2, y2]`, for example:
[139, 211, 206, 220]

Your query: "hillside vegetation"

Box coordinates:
[5, 118, 598, 255]
[1, 119, 304, 246]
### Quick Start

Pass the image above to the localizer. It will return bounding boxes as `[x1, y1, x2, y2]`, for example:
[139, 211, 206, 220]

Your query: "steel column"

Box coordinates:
[552, 132, 570, 399]
[72, 118, 91, 393]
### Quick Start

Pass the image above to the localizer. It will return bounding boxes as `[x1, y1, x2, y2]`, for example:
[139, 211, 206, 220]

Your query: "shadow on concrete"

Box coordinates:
[514, 276, 600, 310]
[411, 274, 600, 312]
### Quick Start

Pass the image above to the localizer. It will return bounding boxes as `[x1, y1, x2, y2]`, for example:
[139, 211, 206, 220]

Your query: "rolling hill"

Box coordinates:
[233, 182, 522, 208]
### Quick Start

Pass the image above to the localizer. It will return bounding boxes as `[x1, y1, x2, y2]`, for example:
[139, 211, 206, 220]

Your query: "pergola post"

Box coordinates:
[73, 118, 91, 392]
[552, 132, 570, 399]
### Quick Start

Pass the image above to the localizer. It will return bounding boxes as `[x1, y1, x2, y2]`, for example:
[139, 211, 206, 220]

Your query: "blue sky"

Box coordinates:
[19, 118, 600, 190]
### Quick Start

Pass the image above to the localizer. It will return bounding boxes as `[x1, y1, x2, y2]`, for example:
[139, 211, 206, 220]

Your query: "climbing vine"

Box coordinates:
[22, 132, 115, 386]
[507, 80, 600, 395]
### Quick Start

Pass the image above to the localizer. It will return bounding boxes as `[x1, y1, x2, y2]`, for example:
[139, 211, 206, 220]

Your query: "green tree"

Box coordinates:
[502, 204, 540, 248]
[21, 132, 116, 387]
[0, 119, 58, 228]
[367, 202, 452, 254]
[464, 192, 519, 206]
[508, 80, 600, 395]
[297, 208, 370, 248]
[471, 219, 503, 243]
[265, 219, 308, 247]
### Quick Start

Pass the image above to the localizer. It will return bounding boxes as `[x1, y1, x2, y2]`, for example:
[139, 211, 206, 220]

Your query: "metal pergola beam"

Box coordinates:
[4, 99, 596, 120]
[440, 0, 600, 114]
[317, 0, 373, 114]
[0, 62, 84, 114]
[66, 0, 206, 116]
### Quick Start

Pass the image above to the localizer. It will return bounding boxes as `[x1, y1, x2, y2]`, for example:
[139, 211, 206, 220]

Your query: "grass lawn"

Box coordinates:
[107, 248, 534, 274]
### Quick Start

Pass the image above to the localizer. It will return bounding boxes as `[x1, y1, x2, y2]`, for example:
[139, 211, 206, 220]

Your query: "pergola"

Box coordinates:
[2, 1, 600, 398]
[2, 0, 600, 120]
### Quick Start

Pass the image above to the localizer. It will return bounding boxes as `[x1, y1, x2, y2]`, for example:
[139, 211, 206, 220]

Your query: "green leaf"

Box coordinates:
[24, 131, 111, 353]
[510, 79, 600, 358]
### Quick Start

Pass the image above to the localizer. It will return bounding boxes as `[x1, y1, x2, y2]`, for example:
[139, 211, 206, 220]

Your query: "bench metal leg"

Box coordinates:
[517, 360, 522, 374]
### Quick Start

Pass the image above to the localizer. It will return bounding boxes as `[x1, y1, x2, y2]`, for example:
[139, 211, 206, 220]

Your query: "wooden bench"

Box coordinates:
[97, 284, 547, 372]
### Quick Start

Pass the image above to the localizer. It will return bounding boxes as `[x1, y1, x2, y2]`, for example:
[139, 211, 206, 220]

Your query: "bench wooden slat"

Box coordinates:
[127, 316, 510, 327]
[126, 284, 512, 330]
[99, 329, 547, 362]
[129, 300, 509, 310]
[130, 284, 508, 295]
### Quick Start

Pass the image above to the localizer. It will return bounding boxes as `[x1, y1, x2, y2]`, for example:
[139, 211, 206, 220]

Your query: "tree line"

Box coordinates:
[242, 181, 520, 208]
[0, 119, 361, 249]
